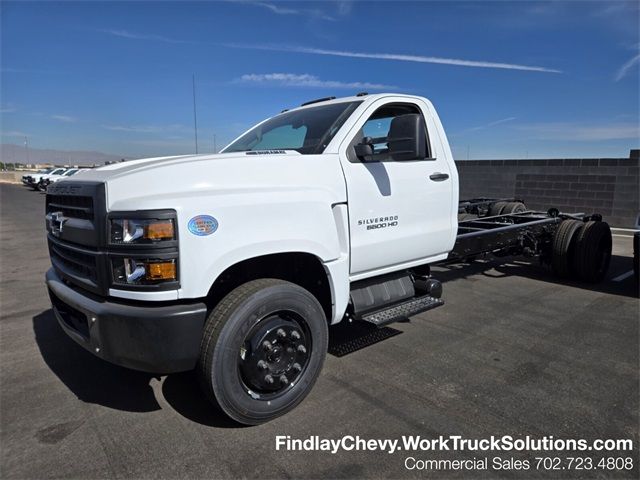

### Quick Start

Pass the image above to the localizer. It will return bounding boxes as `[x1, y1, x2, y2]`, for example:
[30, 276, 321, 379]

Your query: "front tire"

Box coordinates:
[198, 278, 328, 425]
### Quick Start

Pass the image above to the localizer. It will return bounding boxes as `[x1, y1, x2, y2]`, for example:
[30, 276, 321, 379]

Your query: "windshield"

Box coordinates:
[224, 101, 362, 154]
[38, 168, 54, 174]
[64, 169, 78, 176]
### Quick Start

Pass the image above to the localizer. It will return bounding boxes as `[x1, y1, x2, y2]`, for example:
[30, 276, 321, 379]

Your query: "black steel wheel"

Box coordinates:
[238, 311, 311, 399]
[572, 221, 612, 283]
[198, 278, 328, 425]
[551, 219, 583, 278]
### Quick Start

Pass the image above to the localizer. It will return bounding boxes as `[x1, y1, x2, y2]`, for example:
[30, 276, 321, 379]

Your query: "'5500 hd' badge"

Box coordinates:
[188, 215, 218, 236]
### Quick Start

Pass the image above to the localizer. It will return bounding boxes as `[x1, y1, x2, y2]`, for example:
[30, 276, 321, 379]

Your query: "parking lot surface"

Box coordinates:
[1, 182, 638, 479]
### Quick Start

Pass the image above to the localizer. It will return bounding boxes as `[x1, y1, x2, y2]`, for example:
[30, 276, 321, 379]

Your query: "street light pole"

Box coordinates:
[24, 136, 30, 166]
[192, 74, 199, 154]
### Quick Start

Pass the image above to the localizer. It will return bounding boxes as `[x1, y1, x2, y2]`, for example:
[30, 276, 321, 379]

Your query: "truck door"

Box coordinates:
[339, 99, 454, 278]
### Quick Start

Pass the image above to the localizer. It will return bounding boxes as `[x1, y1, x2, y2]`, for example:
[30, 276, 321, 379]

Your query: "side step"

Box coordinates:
[360, 295, 444, 327]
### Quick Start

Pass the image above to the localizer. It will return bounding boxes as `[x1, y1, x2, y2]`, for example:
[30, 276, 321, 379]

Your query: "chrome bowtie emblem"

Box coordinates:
[48, 211, 67, 236]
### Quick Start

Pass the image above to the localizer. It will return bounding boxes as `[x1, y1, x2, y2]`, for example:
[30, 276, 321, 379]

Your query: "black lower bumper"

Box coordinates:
[45, 268, 207, 374]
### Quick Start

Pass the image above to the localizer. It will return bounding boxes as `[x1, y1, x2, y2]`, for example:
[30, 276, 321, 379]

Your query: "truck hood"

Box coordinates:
[60, 150, 346, 212]
[68, 151, 303, 182]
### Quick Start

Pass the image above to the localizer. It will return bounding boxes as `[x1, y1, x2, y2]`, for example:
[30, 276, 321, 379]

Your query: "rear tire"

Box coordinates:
[572, 221, 612, 283]
[458, 213, 478, 222]
[198, 278, 328, 425]
[502, 202, 526, 214]
[551, 219, 583, 278]
[487, 201, 508, 217]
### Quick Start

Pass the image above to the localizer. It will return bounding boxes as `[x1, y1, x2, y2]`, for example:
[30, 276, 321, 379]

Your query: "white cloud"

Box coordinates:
[98, 29, 189, 44]
[615, 52, 640, 81]
[225, 44, 562, 73]
[517, 122, 639, 141]
[1, 130, 30, 137]
[51, 114, 76, 123]
[237, 72, 395, 90]
[466, 117, 517, 132]
[128, 139, 194, 148]
[102, 124, 187, 134]
[236, 1, 339, 21]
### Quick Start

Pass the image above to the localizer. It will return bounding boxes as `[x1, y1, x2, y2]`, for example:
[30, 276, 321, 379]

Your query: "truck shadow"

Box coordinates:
[33, 310, 160, 412]
[161, 373, 241, 428]
[33, 310, 240, 427]
[434, 254, 638, 299]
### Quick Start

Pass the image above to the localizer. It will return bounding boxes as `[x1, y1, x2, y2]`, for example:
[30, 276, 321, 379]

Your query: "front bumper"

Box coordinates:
[46, 268, 207, 373]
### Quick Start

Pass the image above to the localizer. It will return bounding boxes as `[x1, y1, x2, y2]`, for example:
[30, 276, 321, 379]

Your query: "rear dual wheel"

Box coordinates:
[198, 279, 328, 425]
[552, 219, 612, 282]
[572, 221, 612, 283]
[487, 201, 526, 217]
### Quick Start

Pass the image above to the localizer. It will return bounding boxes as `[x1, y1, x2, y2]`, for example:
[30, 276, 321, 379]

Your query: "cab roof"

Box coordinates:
[285, 93, 428, 113]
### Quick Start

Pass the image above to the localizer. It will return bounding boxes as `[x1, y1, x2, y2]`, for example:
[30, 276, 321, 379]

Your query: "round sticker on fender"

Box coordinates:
[188, 215, 218, 236]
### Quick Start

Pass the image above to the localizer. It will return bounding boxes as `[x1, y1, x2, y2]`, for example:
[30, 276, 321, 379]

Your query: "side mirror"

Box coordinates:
[387, 114, 426, 161]
[354, 136, 374, 161]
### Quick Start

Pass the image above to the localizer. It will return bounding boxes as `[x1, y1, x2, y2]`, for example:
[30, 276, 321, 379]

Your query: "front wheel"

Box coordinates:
[198, 278, 328, 425]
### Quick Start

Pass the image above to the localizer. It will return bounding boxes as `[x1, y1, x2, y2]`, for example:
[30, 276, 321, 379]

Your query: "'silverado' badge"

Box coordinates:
[188, 215, 218, 236]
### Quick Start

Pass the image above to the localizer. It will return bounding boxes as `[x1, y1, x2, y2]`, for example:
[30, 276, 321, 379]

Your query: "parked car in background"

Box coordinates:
[22, 168, 55, 186]
[26, 167, 67, 190]
[38, 168, 87, 191]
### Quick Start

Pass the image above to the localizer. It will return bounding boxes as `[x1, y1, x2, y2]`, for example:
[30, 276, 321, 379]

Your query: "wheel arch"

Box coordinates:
[205, 252, 334, 322]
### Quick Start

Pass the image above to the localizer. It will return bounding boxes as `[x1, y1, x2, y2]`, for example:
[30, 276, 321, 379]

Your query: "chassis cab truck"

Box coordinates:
[45, 93, 611, 424]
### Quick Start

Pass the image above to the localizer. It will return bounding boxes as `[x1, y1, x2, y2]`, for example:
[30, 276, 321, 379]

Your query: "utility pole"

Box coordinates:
[192, 74, 199, 154]
[24, 136, 30, 166]
[213, 134, 217, 154]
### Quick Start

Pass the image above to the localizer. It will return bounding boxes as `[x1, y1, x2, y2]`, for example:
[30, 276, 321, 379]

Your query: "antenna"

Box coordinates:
[192, 74, 199, 154]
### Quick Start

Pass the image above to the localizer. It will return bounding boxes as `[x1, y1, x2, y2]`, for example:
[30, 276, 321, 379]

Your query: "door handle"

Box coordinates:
[429, 172, 449, 181]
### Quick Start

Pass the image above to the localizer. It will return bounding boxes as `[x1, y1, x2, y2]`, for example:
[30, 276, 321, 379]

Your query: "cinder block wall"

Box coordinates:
[455, 152, 639, 228]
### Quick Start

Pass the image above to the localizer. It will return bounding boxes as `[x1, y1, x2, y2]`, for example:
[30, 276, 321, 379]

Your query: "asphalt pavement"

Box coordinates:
[1, 182, 638, 479]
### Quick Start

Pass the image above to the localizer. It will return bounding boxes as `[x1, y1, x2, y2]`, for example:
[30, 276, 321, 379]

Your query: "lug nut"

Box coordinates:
[297, 345, 307, 355]
[277, 328, 287, 339]
[292, 363, 302, 372]
[291, 330, 301, 340]
[262, 340, 273, 352]
[264, 374, 274, 385]
[257, 360, 268, 370]
[279, 375, 289, 386]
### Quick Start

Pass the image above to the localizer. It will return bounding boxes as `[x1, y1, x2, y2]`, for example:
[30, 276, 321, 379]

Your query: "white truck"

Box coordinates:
[24, 167, 67, 188]
[44, 93, 612, 425]
[38, 167, 87, 191]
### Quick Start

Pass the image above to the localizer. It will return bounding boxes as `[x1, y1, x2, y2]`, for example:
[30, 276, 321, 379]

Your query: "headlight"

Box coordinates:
[112, 258, 177, 285]
[110, 218, 175, 244]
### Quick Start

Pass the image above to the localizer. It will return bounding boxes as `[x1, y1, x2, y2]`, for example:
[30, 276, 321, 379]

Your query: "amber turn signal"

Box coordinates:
[145, 261, 176, 281]
[144, 221, 174, 240]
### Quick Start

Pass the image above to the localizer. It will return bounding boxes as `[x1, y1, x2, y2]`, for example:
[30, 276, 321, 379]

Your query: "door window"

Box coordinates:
[349, 103, 431, 162]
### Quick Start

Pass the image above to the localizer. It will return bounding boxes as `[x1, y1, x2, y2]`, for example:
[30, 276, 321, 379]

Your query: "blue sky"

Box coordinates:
[1, 0, 639, 159]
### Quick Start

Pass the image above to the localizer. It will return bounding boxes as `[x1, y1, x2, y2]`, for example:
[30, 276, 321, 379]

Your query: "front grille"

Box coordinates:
[46, 194, 94, 220]
[49, 240, 97, 282]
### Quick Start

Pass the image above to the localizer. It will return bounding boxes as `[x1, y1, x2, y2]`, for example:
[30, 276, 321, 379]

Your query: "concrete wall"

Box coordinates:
[455, 152, 639, 228]
[0, 171, 28, 183]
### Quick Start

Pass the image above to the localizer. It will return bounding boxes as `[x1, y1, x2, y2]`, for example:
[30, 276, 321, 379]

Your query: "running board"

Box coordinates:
[359, 295, 444, 327]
